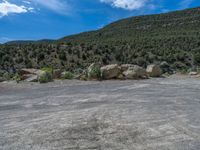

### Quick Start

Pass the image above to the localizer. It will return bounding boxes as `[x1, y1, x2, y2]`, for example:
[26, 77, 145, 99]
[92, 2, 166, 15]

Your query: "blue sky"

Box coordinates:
[0, 0, 200, 43]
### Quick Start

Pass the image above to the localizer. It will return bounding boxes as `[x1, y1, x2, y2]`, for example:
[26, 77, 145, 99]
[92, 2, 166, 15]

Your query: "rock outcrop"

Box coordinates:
[53, 69, 62, 79]
[189, 72, 198, 76]
[19, 69, 41, 76]
[123, 65, 148, 79]
[101, 64, 121, 79]
[120, 64, 135, 72]
[146, 65, 162, 77]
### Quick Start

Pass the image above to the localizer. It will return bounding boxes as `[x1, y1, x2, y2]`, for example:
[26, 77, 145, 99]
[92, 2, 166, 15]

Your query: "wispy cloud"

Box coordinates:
[179, 0, 195, 9]
[0, 0, 31, 17]
[29, 0, 71, 15]
[0, 37, 12, 43]
[100, 0, 149, 10]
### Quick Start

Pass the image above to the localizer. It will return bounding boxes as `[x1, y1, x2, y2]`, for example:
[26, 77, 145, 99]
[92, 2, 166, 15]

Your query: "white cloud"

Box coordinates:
[29, 0, 70, 15]
[0, 0, 31, 17]
[100, 0, 148, 10]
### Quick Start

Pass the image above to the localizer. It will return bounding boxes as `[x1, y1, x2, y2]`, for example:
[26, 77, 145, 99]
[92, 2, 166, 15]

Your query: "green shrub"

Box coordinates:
[88, 64, 101, 80]
[178, 69, 189, 74]
[0, 70, 6, 77]
[80, 75, 87, 81]
[39, 71, 53, 83]
[61, 71, 74, 79]
[13, 74, 22, 83]
[41, 67, 53, 74]
[3, 72, 11, 80]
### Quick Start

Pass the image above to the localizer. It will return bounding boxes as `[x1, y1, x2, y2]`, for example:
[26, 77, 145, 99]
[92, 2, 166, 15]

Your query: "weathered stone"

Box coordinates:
[117, 74, 125, 80]
[120, 64, 135, 72]
[123, 65, 148, 79]
[25, 75, 38, 82]
[101, 64, 121, 79]
[19, 68, 41, 76]
[21, 74, 34, 80]
[53, 69, 62, 79]
[189, 72, 198, 76]
[123, 70, 138, 79]
[146, 64, 162, 77]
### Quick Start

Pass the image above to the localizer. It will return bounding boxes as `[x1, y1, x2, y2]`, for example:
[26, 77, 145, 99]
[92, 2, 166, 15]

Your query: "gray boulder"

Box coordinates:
[146, 64, 162, 77]
[120, 64, 135, 72]
[101, 64, 121, 79]
[189, 72, 198, 76]
[25, 75, 38, 82]
[123, 65, 148, 79]
[20, 68, 41, 76]
[20, 68, 44, 81]
[53, 69, 62, 79]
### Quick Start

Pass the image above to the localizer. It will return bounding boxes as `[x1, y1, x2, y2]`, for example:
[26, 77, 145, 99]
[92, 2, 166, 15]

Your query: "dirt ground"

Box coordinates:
[0, 76, 200, 150]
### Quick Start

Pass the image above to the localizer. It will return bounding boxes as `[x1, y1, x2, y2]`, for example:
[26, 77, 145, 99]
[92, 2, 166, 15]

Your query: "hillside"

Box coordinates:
[1, 7, 200, 72]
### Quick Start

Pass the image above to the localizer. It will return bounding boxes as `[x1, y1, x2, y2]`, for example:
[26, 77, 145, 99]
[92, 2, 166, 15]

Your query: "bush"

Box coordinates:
[41, 67, 53, 74]
[12, 74, 22, 83]
[87, 63, 101, 80]
[88, 67, 101, 80]
[0, 70, 6, 77]
[3, 72, 11, 80]
[61, 71, 74, 79]
[80, 75, 87, 81]
[38, 71, 53, 83]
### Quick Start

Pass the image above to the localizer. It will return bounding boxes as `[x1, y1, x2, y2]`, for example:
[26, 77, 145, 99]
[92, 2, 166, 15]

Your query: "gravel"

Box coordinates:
[0, 76, 200, 150]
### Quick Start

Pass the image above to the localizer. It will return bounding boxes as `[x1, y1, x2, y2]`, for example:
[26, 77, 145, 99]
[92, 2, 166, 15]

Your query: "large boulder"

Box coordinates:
[189, 71, 198, 76]
[146, 64, 162, 77]
[87, 63, 101, 80]
[123, 65, 148, 79]
[101, 64, 121, 79]
[53, 69, 62, 79]
[20, 68, 43, 81]
[120, 64, 135, 72]
[19, 68, 41, 76]
[25, 75, 38, 82]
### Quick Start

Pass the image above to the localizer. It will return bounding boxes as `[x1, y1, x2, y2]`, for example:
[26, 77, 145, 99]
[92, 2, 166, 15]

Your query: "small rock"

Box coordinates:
[189, 72, 198, 76]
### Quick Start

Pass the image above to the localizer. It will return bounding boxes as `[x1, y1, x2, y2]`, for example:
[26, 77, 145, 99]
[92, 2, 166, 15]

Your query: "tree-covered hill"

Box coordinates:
[1, 7, 200, 72]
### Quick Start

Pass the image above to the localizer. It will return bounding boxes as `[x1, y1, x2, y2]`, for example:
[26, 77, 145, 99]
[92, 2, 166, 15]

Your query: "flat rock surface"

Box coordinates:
[0, 76, 200, 150]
